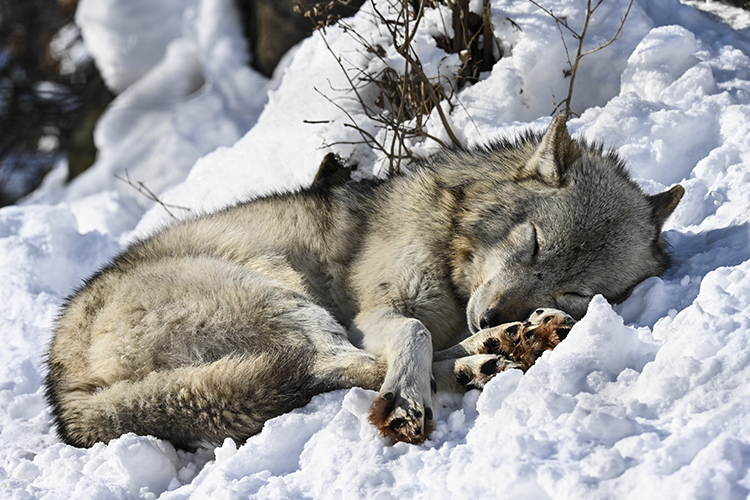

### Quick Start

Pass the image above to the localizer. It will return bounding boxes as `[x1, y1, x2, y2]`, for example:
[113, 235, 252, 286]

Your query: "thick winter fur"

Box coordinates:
[45, 116, 683, 447]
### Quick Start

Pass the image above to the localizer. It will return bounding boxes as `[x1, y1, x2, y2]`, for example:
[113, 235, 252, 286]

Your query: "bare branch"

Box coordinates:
[400, 50, 461, 145]
[314, 86, 386, 155]
[526, 0, 578, 37]
[579, 0, 635, 58]
[529, 0, 635, 117]
[589, 0, 606, 15]
[115, 170, 191, 220]
[318, 32, 381, 120]
[376, 1, 460, 147]
[312, 0, 494, 172]
[555, 16, 573, 76]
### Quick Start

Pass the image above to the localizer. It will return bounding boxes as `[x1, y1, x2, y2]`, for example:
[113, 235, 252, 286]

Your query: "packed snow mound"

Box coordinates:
[3, 0, 750, 498]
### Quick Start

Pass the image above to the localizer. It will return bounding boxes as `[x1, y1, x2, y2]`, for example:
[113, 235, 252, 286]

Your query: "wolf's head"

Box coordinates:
[445, 115, 684, 332]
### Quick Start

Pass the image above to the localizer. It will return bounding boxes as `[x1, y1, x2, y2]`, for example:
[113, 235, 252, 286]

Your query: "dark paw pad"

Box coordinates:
[480, 357, 498, 376]
[456, 370, 472, 387]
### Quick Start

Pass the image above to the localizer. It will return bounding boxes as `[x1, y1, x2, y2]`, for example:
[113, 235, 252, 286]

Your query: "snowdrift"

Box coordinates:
[2, 0, 750, 498]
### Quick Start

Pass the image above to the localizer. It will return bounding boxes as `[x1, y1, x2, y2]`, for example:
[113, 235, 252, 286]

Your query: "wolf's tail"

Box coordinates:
[45, 349, 323, 449]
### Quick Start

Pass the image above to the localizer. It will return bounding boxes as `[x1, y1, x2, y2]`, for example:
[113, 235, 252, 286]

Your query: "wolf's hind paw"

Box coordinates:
[368, 392, 434, 445]
[454, 354, 521, 391]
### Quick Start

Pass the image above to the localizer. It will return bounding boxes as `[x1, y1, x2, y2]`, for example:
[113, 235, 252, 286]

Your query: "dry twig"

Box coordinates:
[115, 170, 191, 220]
[528, 0, 635, 117]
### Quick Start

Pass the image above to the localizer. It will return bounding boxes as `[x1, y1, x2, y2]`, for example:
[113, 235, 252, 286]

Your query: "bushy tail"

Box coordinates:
[46, 349, 321, 449]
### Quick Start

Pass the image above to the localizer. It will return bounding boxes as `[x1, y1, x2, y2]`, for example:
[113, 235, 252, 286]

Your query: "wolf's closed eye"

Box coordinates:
[562, 292, 590, 300]
[530, 225, 540, 260]
[556, 292, 592, 319]
[516, 223, 539, 264]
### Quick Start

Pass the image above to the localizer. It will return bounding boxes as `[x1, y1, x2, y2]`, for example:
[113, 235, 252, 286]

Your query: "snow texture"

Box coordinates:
[3, 0, 750, 498]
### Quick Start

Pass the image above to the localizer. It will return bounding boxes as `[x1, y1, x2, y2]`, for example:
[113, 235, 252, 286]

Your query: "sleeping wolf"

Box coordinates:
[45, 115, 683, 447]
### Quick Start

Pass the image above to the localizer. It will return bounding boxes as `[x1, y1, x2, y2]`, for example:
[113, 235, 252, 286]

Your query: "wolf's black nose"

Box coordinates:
[479, 308, 503, 330]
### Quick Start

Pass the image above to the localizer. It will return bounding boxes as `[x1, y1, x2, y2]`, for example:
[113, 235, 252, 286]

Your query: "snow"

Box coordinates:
[3, 0, 750, 498]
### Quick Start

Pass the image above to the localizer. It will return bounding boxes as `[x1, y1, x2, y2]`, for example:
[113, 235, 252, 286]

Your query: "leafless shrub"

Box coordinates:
[297, 0, 499, 174]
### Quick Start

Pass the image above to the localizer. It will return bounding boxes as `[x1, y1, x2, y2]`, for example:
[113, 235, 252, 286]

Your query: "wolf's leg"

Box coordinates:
[432, 321, 525, 362]
[432, 355, 521, 392]
[352, 309, 434, 444]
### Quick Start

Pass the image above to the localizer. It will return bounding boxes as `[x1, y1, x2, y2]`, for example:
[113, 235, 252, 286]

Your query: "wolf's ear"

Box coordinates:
[648, 184, 685, 229]
[522, 114, 579, 186]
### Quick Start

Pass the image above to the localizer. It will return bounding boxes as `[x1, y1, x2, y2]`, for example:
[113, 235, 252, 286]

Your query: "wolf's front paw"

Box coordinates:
[474, 309, 576, 371]
[368, 391, 434, 445]
[453, 354, 521, 391]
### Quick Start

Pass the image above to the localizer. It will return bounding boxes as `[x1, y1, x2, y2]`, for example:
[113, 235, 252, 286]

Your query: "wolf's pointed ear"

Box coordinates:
[522, 114, 579, 186]
[648, 184, 685, 229]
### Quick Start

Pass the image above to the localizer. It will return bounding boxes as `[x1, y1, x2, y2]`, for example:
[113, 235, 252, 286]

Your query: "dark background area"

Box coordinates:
[0, 0, 109, 206]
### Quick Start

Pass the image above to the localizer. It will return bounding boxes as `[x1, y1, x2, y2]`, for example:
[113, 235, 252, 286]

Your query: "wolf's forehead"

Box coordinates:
[557, 173, 652, 223]
[538, 190, 656, 250]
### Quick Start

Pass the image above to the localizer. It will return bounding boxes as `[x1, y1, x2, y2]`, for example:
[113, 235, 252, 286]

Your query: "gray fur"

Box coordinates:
[45, 116, 683, 447]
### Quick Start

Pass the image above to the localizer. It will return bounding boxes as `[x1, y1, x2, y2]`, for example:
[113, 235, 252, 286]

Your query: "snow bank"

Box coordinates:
[3, 0, 750, 498]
